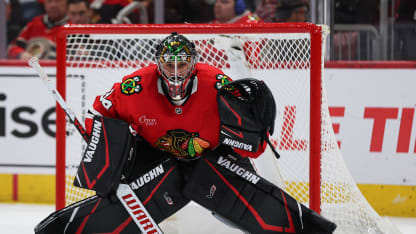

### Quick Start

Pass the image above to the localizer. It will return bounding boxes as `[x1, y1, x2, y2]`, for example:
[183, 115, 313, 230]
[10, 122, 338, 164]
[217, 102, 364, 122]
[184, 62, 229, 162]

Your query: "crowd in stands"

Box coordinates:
[5, 0, 310, 60]
[4, 0, 416, 60]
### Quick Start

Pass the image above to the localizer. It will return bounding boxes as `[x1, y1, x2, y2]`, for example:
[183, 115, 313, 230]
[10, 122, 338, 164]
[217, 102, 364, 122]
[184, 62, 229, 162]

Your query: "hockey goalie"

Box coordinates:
[34, 32, 337, 234]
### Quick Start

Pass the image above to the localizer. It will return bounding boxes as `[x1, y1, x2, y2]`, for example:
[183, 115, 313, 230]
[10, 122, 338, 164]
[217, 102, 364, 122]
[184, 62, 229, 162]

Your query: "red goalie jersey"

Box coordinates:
[85, 63, 266, 160]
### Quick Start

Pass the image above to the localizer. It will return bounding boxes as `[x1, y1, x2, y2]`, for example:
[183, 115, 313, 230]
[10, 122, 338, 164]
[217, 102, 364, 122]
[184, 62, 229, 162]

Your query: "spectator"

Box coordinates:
[19, 0, 45, 24]
[255, 0, 279, 22]
[67, 0, 92, 24]
[244, 0, 257, 12]
[275, 0, 309, 22]
[65, 0, 94, 58]
[89, 0, 130, 23]
[163, 0, 214, 23]
[163, 0, 185, 23]
[6, 0, 26, 44]
[89, 0, 153, 24]
[333, 0, 378, 60]
[182, 0, 214, 23]
[7, 0, 68, 60]
[211, 0, 263, 24]
[395, 0, 416, 22]
[393, 0, 416, 60]
[334, 0, 379, 24]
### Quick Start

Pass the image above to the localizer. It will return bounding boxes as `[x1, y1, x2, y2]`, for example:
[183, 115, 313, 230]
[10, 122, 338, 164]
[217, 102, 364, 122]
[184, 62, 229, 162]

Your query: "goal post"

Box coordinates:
[54, 23, 398, 233]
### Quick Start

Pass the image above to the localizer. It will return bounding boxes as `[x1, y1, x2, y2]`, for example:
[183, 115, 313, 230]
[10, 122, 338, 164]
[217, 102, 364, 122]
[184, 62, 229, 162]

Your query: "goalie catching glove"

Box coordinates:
[217, 78, 279, 158]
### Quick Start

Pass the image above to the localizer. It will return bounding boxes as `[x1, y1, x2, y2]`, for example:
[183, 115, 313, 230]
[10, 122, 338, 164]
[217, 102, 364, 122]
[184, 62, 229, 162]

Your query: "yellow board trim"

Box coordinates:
[1, 174, 416, 217]
[358, 184, 416, 217]
[19, 174, 55, 203]
[0, 174, 13, 201]
[0, 174, 55, 204]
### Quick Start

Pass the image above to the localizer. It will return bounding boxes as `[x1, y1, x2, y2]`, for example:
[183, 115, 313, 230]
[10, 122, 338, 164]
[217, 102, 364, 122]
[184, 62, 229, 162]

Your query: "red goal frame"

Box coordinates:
[55, 23, 324, 212]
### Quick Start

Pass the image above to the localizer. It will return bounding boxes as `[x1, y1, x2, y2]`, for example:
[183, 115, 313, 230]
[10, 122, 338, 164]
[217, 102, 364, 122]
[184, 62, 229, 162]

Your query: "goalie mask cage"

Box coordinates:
[55, 23, 397, 233]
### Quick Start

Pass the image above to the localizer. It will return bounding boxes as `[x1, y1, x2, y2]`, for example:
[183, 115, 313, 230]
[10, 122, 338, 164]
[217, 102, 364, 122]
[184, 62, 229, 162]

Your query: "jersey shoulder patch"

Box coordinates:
[120, 76, 142, 95]
[119, 65, 158, 95]
[215, 74, 232, 89]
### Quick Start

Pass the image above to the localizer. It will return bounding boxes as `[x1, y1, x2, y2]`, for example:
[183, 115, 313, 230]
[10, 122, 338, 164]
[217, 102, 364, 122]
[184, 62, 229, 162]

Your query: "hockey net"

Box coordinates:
[55, 23, 397, 233]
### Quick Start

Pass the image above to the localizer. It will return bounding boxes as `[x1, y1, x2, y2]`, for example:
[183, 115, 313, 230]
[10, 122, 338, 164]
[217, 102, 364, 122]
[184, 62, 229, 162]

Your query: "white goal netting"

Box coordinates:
[56, 24, 399, 233]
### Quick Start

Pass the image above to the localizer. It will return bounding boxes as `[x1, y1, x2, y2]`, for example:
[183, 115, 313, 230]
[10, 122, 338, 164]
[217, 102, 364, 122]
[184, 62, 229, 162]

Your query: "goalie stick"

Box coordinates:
[28, 57, 164, 234]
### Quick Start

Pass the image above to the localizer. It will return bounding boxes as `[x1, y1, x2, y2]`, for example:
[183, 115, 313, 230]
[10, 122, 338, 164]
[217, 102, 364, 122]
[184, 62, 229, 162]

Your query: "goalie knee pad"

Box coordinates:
[183, 149, 337, 234]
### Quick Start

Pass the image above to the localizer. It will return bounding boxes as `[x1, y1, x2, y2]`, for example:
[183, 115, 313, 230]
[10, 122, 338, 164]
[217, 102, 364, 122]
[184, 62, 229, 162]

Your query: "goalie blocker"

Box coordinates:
[183, 148, 337, 234]
[73, 116, 134, 197]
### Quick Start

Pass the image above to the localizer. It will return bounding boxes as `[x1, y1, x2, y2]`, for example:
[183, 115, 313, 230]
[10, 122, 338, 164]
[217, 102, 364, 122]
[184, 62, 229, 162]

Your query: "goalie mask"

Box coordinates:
[156, 32, 198, 101]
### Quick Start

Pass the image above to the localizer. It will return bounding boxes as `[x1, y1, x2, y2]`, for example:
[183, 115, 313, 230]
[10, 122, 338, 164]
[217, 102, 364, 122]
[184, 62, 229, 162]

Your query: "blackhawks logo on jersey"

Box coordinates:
[155, 129, 210, 160]
[215, 74, 232, 90]
[121, 76, 142, 95]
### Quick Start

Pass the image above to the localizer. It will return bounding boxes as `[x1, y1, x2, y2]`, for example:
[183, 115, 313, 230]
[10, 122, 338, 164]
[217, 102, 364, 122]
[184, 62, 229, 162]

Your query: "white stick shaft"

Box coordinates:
[28, 57, 77, 122]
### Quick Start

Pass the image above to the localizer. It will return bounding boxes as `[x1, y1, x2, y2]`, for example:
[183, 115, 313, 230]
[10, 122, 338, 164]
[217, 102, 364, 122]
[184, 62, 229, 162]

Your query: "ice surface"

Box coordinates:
[0, 203, 415, 234]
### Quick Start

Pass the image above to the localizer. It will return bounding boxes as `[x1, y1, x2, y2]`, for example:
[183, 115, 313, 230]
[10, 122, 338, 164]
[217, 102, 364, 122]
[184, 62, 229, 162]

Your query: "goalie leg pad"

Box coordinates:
[74, 116, 134, 197]
[183, 150, 337, 234]
[35, 195, 141, 234]
[36, 158, 190, 234]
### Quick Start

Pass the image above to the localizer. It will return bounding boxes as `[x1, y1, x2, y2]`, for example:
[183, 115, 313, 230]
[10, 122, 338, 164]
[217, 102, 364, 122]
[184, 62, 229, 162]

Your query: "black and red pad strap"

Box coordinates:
[74, 116, 134, 197]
